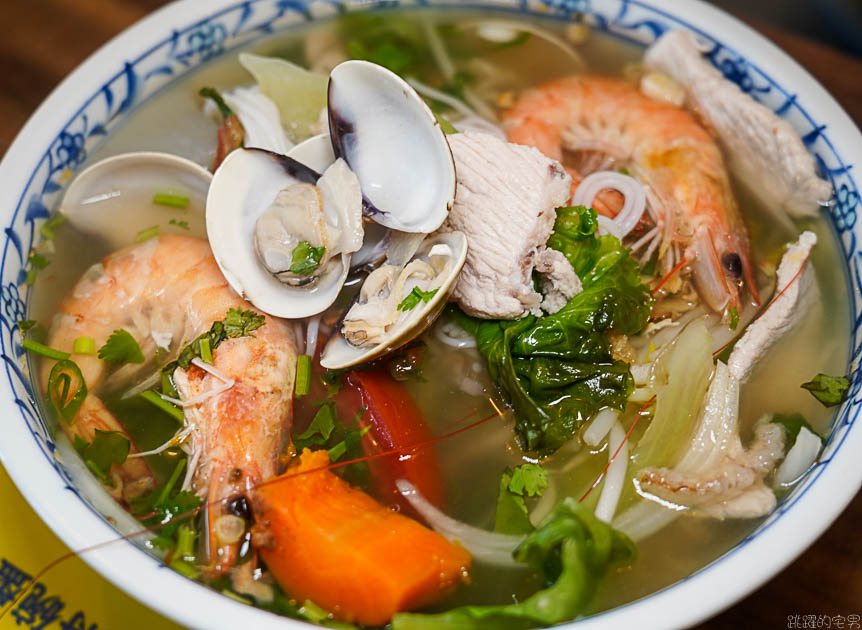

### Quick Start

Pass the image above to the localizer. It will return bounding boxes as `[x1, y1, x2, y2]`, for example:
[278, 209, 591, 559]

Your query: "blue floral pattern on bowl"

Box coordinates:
[0, 0, 858, 614]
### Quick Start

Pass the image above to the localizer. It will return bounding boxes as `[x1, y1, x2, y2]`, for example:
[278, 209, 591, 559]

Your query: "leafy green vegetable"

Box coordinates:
[453, 206, 652, 455]
[199, 86, 233, 119]
[98, 329, 145, 364]
[165, 308, 265, 374]
[47, 359, 87, 422]
[509, 463, 548, 497]
[801, 373, 851, 407]
[80, 430, 130, 483]
[494, 464, 548, 535]
[132, 458, 202, 550]
[397, 287, 439, 312]
[393, 499, 636, 630]
[290, 240, 326, 276]
[771, 412, 824, 447]
[292, 402, 370, 486]
[135, 225, 160, 242]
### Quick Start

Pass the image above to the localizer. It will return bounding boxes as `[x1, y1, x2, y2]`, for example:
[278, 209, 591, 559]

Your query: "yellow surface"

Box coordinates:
[0, 463, 180, 630]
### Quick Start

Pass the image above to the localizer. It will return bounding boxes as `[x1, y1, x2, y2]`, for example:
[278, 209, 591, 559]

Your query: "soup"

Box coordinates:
[24, 7, 848, 628]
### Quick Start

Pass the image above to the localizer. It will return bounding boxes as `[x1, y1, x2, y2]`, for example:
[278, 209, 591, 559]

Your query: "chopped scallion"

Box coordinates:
[39, 213, 67, 240]
[135, 225, 160, 242]
[139, 390, 185, 423]
[22, 339, 70, 360]
[73, 336, 96, 355]
[199, 337, 213, 364]
[47, 359, 87, 422]
[153, 192, 190, 209]
[295, 354, 312, 397]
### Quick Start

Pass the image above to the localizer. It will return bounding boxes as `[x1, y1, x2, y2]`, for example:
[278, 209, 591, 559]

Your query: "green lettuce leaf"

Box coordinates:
[392, 499, 636, 630]
[452, 206, 652, 455]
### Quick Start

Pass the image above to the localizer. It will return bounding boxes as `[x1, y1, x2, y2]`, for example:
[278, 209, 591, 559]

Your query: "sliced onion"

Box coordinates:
[594, 421, 628, 523]
[571, 171, 646, 240]
[306, 315, 320, 358]
[396, 479, 525, 567]
[435, 318, 477, 348]
[775, 426, 822, 486]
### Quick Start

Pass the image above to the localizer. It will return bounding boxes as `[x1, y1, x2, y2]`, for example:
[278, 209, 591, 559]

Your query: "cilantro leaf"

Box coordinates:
[98, 329, 145, 364]
[508, 463, 548, 498]
[397, 287, 439, 312]
[294, 404, 336, 451]
[166, 308, 265, 373]
[493, 464, 548, 535]
[81, 430, 130, 482]
[801, 373, 851, 407]
[289, 241, 326, 276]
[223, 307, 265, 338]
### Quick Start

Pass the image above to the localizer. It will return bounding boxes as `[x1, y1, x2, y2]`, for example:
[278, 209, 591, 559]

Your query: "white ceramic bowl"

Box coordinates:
[1, 1, 860, 628]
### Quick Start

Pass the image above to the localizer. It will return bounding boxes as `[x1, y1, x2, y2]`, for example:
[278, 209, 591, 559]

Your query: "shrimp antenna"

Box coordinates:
[0, 401, 507, 621]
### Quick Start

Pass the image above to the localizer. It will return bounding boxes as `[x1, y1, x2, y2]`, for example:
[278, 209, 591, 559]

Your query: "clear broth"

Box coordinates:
[30, 7, 850, 618]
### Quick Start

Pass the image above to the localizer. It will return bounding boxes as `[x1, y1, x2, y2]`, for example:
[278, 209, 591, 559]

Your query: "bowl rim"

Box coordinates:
[0, 0, 860, 629]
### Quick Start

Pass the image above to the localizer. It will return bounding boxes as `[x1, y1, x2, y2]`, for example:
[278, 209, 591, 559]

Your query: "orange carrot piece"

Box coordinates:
[253, 449, 471, 626]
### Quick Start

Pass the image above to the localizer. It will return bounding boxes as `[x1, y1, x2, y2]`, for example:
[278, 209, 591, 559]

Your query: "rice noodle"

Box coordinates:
[396, 479, 525, 567]
[472, 20, 584, 68]
[594, 421, 628, 523]
[306, 315, 320, 358]
[408, 77, 479, 120]
[583, 408, 619, 447]
[571, 171, 647, 240]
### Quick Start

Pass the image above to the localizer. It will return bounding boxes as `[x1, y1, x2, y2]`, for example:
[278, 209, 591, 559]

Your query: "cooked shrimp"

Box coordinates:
[42, 234, 296, 573]
[502, 75, 758, 314]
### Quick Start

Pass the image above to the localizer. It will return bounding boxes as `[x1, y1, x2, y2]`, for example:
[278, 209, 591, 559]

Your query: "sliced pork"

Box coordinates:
[442, 131, 575, 319]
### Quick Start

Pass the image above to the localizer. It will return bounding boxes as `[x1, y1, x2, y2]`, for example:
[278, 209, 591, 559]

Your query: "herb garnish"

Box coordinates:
[98, 329, 145, 364]
[153, 193, 190, 209]
[39, 213, 67, 240]
[48, 359, 87, 422]
[164, 308, 265, 374]
[397, 287, 439, 312]
[24, 252, 50, 285]
[728, 306, 739, 330]
[75, 430, 130, 483]
[132, 458, 203, 551]
[801, 373, 851, 407]
[169, 218, 190, 230]
[290, 241, 326, 276]
[293, 402, 370, 487]
[135, 225, 160, 243]
[494, 463, 548, 535]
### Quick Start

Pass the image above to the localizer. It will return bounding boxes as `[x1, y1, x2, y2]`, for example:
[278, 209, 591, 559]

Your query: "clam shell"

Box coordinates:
[320, 231, 468, 369]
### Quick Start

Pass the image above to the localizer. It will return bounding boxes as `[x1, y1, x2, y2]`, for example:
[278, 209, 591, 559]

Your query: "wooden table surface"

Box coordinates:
[1, 1, 860, 628]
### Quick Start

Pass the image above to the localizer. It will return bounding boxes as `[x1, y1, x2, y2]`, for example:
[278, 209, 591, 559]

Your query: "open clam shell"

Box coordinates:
[206, 147, 361, 318]
[320, 231, 468, 370]
[328, 60, 456, 233]
[60, 151, 211, 249]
